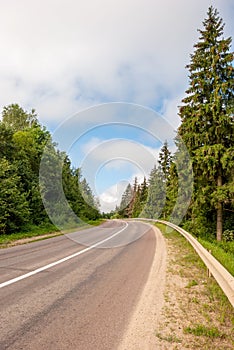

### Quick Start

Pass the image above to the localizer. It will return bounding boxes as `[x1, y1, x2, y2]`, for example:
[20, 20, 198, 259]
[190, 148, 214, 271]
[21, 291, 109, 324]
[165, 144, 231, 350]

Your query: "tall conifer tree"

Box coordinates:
[142, 166, 165, 219]
[178, 7, 234, 240]
[158, 140, 172, 182]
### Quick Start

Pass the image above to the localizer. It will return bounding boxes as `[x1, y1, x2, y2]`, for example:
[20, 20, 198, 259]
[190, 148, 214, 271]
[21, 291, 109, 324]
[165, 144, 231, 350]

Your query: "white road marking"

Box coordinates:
[0, 222, 129, 289]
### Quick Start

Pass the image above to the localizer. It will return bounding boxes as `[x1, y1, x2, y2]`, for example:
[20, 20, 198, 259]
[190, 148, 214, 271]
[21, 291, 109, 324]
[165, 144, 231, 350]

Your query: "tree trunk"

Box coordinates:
[216, 174, 222, 241]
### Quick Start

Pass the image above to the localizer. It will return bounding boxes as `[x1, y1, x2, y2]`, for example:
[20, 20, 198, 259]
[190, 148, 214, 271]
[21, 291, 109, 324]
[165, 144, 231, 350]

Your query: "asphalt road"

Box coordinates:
[0, 220, 156, 350]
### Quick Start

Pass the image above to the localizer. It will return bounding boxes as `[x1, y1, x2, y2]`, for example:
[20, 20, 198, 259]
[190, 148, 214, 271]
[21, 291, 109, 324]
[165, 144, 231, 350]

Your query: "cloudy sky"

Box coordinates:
[0, 0, 233, 212]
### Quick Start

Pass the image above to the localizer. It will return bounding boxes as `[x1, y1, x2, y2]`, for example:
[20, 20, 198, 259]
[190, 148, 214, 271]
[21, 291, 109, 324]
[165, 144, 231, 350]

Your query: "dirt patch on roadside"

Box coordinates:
[119, 224, 234, 350]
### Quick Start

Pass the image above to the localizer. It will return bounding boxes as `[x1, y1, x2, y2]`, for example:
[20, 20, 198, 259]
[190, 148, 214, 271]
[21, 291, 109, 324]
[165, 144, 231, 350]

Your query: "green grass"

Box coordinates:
[155, 331, 182, 343]
[156, 222, 234, 277]
[154, 221, 234, 348]
[183, 324, 222, 338]
[155, 221, 234, 309]
[198, 239, 234, 276]
[186, 279, 198, 288]
[0, 223, 59, 245]
[156, 223, 203, 261]
[86, 219, 105, 226]
[0, 219, 105, 246]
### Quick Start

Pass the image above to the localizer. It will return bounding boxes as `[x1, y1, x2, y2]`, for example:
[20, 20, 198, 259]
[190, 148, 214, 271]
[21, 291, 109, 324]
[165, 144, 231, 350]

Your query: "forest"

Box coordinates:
[0, 104, 100, 235]
[117, 7, 234, 242]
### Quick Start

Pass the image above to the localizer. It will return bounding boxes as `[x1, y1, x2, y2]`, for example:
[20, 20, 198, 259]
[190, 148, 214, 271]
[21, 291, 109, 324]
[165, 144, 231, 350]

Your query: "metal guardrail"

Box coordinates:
[136, 218, 234, 308]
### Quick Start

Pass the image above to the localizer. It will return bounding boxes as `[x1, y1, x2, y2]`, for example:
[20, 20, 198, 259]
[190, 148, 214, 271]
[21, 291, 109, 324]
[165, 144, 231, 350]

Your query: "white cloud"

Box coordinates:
[79, 138, 162, 206]
[81, 137, 103, 155]
[99, 172, 147, 213]
[80, 139, 158, 178]
[0, 0, 233, 128]
[1, 1, 232, 212]
[99, 180, 129, 213]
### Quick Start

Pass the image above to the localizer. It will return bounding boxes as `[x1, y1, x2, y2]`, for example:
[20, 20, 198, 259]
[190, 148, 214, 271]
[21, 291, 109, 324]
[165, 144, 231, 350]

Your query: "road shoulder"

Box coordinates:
[118, 223, 234, 349]
[118, 225, 167, 349]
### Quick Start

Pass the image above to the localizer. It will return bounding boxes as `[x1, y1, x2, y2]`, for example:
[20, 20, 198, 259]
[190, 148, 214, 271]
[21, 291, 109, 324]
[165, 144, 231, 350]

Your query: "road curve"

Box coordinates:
[0, 220, 157, 350]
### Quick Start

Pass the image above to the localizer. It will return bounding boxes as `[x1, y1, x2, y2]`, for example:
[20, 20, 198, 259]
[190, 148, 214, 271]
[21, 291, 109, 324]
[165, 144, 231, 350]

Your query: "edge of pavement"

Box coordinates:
[118, 224, 167, 350]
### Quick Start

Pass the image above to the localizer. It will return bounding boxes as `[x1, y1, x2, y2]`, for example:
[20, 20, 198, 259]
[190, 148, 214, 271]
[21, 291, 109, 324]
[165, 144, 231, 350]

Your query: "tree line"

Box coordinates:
[0, 104, 100, 235]
[116, 140, 177, 221]
[0, 7, 233, 241]
[117, 7, 234, 241]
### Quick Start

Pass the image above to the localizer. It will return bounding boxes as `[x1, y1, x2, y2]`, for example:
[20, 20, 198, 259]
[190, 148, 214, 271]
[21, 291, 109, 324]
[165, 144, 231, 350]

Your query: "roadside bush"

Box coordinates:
[223, 229, 234, 242]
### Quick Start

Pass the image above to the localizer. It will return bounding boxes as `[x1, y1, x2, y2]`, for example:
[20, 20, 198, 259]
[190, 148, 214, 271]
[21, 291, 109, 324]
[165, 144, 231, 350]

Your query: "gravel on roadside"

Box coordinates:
[118, 224, 234, 350]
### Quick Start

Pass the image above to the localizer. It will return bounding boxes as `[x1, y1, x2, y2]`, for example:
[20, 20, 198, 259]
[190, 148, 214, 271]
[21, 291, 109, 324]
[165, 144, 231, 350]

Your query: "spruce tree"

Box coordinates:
[132, 184, 142, 217]
[178, 7, 234, 240]
[140, 177, 148, 209]
[158, 140, 172, 182]
[132, 177, 148, 217]
[118, 183, 133, 217]
[142, 166, 165, 219]
[127, 177, 138, 217]
[163, 162, 178, 220]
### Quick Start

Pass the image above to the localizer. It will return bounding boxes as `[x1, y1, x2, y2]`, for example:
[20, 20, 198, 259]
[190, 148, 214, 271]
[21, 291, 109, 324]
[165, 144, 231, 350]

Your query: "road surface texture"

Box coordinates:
[0, 220, 166, 350]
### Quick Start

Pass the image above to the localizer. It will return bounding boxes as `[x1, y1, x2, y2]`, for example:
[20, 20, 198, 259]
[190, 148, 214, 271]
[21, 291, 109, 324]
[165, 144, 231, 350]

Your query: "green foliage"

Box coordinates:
[2, 104, 38, 132]
[178, 6, 234, 240]
[0, 158, 30, 234]
[198, 238, 234, 276]
[163, 161, 178, 219]
[158, 140, 171, 181]
[12, 126, 50, 224]
[0, 220, 104, 246]
[132, 177, 148, 217]
[79, 177, 100, 220]
[0, 223, 59, 245]
[141, 166, 165, 219]
[184, 324, 221, 338]
[132, 185, 141, 217]
[0, 123, 15, 159]
[117, 177, 149, 218]
[40, 144, 100, 228]
[223, 229, 234, 242]
[118, 183, 133, 217]
[186, 279, 198, 288]
[0, 104, 100, 235]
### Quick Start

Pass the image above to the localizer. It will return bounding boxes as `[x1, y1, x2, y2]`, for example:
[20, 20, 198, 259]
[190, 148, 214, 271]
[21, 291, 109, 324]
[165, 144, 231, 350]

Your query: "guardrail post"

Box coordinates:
[207, 250, 212, 277]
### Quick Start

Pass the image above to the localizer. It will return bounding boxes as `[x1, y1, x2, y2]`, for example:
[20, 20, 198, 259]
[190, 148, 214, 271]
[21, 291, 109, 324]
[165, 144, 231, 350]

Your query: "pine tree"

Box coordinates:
[169, 138, 193, 225]
[132, 177, 148, 217]
[142, 166, 165, 219]
[126, 177, 138, 217]
[158, 141, 173, 219]
[132, 184, 141, 217]
[163, 161, 178, 220]
[140, 177, 148, 213]
[80, 177, 100, 220]
[178, 7, 234, 240]
[158, 140, 172, 182]
[118, 183, 133, 217]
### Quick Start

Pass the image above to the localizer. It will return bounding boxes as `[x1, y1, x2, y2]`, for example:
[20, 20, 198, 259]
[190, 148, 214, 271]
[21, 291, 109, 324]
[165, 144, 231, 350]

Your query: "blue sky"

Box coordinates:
[0, 0, 233, 212]
[51, 102, 177, 211]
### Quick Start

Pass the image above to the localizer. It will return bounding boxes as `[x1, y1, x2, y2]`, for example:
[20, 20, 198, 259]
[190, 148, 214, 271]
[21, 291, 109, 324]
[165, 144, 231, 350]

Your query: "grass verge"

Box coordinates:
[154, 222, 234, 350]
[0, 219, 105, 247]
[0, 223, 60, 245]
[198, 238, 234, 276]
